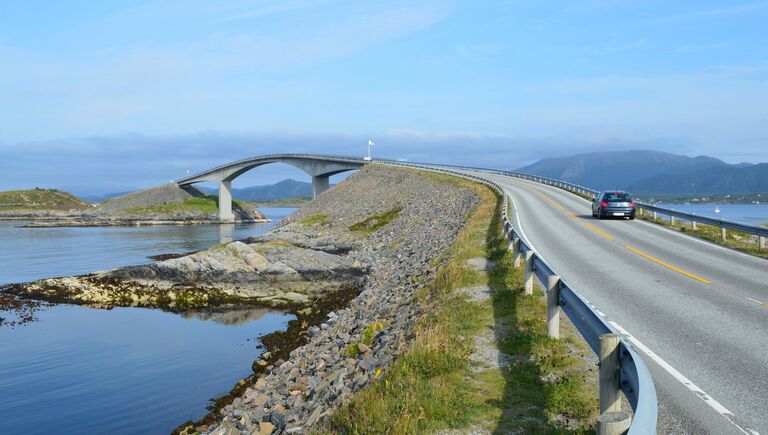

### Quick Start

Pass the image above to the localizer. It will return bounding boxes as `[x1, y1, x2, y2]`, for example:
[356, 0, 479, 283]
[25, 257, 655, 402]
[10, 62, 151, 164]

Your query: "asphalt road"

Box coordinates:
[474, 172, 767, 434]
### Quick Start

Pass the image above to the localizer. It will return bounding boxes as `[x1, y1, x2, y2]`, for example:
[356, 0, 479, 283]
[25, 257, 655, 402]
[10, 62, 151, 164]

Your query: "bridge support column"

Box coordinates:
[312, 175, 330, 198]
[218, 180, 235, 222]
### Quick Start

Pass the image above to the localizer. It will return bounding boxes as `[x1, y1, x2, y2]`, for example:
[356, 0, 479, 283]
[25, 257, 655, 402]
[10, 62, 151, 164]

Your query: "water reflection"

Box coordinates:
[179, 306, 275, 326]
[218, 223, 234, 244]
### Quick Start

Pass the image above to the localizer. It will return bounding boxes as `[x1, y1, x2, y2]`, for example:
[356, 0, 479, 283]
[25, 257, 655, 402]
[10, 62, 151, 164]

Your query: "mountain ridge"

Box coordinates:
[516, 150, 765, 194]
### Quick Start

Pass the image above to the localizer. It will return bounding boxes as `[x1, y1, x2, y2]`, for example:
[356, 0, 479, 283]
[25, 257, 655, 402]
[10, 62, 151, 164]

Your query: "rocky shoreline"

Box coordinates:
[6, 164, 480, 434]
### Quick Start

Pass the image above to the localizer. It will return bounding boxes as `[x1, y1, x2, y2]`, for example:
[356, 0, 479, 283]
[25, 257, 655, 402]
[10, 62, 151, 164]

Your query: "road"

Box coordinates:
[473, 172, 767, 434]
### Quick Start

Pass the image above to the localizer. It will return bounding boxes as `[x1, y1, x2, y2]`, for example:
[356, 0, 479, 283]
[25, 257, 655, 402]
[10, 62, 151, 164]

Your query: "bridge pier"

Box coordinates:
[312, 175, 330, 198]
[218, 180, 235, 222]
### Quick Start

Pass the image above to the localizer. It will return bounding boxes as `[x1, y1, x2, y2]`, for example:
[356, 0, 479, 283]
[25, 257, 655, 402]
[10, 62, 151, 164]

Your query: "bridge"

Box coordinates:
[177, 154, 766, 433]
[175, 154, 366, 221]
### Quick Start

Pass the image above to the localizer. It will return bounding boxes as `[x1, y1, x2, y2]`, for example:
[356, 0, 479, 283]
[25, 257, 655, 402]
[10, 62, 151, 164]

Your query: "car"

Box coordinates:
[592, 191, 636, 220]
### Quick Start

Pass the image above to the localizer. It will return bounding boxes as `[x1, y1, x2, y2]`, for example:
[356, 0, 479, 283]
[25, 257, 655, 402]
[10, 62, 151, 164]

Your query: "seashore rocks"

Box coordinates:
[5, 164, 481, 434]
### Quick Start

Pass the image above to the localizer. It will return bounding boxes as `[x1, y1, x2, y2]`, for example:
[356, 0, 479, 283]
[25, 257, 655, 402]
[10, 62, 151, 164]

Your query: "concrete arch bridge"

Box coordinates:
[175, 154, 367, 221]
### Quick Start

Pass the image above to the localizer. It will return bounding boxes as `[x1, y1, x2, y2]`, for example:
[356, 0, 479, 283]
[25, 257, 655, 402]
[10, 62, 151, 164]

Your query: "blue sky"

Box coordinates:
[1, 0, 767, 194]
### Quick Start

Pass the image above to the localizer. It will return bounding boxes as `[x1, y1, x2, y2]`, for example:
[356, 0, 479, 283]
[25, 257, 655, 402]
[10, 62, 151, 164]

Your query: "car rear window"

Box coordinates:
[604, 193, 632, 202]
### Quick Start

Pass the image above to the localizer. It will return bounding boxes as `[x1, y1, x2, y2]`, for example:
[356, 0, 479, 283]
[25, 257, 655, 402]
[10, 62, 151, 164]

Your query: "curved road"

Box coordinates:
[473, 172, 767, 434]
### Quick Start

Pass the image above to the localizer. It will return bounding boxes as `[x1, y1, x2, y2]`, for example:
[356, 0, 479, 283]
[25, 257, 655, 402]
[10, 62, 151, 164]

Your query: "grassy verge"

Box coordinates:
[117, 195, 249, 215]
[248, 197, 312, 207]
[637, 212, 768, 259]
[326, 179, 597, 434]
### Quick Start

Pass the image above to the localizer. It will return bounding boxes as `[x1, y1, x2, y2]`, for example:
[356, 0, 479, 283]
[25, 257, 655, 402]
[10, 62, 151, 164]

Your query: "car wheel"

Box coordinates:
[597, 210, 603, 220]
[629, 213, 635, 220]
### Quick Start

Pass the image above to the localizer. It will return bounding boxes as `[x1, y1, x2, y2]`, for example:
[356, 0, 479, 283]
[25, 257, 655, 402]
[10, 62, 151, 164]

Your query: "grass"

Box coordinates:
[349, 208, 402, 233]
[117, 195, 248, 216]
[0, 188, 90, 211]
[326, 178, 597, 434]
[637, 211, 768, 259]
[248, 197, 312, 207]
[298, 213, 332, 226]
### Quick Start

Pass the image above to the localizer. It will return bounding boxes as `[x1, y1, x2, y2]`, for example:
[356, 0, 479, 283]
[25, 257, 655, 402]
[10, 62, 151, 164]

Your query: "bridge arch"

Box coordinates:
[175, 154, 366, 222]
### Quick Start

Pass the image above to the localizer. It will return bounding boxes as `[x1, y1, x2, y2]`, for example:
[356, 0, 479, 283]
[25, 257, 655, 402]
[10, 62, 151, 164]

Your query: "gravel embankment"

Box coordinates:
[192, 165, 480, 434]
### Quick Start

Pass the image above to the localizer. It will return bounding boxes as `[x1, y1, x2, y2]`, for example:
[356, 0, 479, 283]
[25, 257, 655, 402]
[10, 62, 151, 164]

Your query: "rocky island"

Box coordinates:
[5, 164, 481, 433]
[0, 183, 266, 226]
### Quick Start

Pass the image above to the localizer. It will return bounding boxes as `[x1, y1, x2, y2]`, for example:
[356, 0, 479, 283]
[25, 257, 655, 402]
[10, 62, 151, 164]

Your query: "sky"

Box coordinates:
[1, 0, 767, 194]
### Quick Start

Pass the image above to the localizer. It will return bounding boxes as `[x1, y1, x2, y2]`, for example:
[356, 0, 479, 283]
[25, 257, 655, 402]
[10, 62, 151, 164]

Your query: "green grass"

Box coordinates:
[298, 213, 332, 226]
[349, 208, 402, 233]
[638, 211, 768, 259]
[0, 188, 90, 211]
[326, 178, 598, 434]
[117, 195, 248, 216]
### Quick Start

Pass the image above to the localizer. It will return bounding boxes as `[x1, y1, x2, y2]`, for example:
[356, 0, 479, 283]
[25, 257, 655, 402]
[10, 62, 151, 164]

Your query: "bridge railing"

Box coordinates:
[379, 160, 658, 435]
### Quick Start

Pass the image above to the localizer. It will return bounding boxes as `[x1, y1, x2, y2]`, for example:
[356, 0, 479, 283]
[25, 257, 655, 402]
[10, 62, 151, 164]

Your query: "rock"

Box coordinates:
[258, 421, 275, 434]
[357, 343, 371, 353]
[270, 410, 286, 430]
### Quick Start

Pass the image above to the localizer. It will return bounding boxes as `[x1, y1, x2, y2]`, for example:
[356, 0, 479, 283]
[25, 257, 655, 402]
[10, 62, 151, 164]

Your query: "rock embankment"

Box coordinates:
[6, 164, 480, 433]
[194, 166, 479, 434]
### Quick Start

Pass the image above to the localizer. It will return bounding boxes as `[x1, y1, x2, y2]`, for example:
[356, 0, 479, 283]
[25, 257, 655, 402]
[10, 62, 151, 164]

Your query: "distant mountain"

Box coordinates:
[200, 179, 313, 201]
[627, 163, 768, 194]
[517, 150, 735, 191]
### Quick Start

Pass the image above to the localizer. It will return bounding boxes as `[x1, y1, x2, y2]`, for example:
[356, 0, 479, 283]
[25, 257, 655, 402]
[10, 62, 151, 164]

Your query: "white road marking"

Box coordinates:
[487, 172, 761, 434]
[745, 296, 766, 305]
[608, 321, 758, 435]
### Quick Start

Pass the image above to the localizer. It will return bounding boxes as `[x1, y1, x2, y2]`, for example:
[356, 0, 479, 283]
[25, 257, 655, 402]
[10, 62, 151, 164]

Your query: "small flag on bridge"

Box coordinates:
[368, 139, 375, 146]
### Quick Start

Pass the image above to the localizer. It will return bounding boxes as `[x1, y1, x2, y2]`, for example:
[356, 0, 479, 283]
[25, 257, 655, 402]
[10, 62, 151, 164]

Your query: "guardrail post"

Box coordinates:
[721, 227, 727, 241]
[511, 235, 521, 263]
[692, 219, 697, 230]
[597, 411, 632, 435]
[546, 275, 560, 339]
[523, 250, 534, 295]
[652, 211, 657, 220]
[596, 333, 632, 434]
[639, 208, 644, 217]
[670, 215, 675, 225]
[599, 334, 622, 414]
[760, 236, 766, 251]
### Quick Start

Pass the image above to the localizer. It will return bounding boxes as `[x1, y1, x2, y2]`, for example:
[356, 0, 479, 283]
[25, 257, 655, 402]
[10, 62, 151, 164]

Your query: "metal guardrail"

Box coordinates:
[379, 160, 658, 434]
[487, 169, 768, 248]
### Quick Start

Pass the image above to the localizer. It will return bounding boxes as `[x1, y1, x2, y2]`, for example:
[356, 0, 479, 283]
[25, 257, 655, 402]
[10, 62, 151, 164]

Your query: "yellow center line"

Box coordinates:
[583, 222, 614, 240]
[625, 245, 711, 284]
[534, 190, 582, 222]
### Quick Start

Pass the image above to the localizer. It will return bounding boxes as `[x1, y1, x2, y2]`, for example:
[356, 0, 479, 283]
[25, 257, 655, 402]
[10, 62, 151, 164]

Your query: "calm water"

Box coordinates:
[656, 204, 768, 226]
[0, 207, 295, 285]
[0, 207, 297, 434]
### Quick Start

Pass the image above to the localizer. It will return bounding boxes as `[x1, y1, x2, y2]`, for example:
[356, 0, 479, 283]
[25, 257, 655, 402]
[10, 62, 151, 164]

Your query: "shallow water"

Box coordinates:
[0, 207, 296, 285]
[0, 207, 298, 434]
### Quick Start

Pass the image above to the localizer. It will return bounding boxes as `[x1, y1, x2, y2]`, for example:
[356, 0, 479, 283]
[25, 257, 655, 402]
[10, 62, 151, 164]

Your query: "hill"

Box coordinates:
[199, 178, 313, 201]
[627, 162, 768, 194]
[0, 188, 91, 211]
[517, 150, 734, 191]
[516, 150, 768, 194]
[95, 183, 263, 221]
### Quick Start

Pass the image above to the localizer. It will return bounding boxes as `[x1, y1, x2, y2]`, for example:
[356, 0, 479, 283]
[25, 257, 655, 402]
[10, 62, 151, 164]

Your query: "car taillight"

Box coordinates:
[630, 201, 635, 207]
[600, 201, 608, 207]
